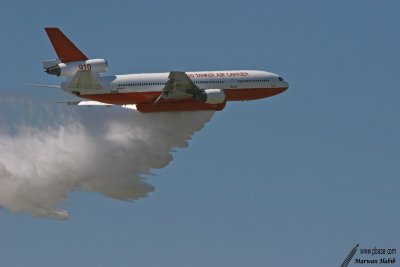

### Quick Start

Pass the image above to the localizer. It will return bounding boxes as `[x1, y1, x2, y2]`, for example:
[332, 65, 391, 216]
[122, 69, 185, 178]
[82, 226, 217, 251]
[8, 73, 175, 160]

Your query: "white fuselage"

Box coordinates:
[62, 70, 288, 105]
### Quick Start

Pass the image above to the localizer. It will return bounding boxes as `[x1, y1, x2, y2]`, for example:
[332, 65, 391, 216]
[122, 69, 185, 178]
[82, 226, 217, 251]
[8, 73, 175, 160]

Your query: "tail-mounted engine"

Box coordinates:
[43, 58, 108, 77]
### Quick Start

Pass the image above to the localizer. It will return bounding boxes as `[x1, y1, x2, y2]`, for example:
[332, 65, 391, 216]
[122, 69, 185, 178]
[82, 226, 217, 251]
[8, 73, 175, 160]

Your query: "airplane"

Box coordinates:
[38, 28, 289, 112]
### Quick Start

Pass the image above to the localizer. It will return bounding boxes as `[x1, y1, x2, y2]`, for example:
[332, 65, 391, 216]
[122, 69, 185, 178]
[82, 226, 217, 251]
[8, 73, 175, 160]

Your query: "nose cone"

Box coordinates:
[276, 76, 289, 91]
[277, 79, 289, 93]
[282, 80, 289, 90]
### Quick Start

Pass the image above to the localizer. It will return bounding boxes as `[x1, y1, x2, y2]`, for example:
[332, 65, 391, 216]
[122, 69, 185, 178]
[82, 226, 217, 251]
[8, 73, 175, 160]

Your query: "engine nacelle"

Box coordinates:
[44, 59, 108, 77]
[194, 89, 226, 104]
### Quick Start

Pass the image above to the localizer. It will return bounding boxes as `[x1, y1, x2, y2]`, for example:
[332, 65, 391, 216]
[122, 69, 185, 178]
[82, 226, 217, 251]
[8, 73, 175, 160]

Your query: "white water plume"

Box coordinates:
[0, 92, 214, 219]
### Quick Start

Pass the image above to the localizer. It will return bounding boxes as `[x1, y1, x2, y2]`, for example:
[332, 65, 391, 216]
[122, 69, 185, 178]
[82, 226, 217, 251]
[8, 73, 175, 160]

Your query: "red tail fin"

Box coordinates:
[45, 28, 88, 63]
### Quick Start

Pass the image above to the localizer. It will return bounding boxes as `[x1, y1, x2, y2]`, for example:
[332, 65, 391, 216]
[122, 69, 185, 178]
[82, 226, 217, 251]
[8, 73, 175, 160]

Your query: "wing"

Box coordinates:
[154, 71, 201, 104]
[68, 70, 102, 89]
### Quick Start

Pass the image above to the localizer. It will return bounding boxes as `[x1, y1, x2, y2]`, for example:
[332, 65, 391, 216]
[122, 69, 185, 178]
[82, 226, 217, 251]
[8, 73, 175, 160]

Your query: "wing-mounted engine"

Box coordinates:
[193, 89, 226, 104]
[43, 58, 108, 77]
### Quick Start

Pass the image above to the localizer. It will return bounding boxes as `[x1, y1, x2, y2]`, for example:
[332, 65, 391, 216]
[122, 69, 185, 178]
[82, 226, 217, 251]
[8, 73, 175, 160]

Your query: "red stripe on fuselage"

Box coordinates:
[136, 102, 226, 113]
[79, 87, 287, 105]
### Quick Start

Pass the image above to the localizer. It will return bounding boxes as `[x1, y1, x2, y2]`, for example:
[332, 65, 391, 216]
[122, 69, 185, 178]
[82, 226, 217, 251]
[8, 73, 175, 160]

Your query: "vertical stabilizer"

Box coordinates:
[45, 28, 88, 63]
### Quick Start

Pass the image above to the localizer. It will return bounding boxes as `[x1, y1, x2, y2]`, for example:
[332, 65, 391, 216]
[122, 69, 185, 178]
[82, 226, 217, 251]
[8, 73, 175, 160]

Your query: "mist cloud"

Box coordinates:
[0, 92, 214, 219]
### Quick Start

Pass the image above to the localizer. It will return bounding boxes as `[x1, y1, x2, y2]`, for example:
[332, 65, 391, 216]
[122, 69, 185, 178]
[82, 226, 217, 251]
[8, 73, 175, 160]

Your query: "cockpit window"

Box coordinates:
[278, 77, 283, 81]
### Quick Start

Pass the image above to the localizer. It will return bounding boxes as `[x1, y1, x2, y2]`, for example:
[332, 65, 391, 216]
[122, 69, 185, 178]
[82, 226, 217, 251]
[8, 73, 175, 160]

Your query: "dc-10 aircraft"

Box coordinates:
[39, 28, 289, 112]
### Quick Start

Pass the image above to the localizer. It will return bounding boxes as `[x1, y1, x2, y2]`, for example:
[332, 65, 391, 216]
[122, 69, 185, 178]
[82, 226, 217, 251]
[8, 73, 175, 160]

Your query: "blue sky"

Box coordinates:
[0, 0, 399, 266]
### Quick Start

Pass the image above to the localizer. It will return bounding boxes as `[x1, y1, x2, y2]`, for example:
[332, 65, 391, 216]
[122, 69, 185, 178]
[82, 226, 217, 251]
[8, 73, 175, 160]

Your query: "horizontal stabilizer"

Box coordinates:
[56, 100, 112, 106]
[26, 84, 61, 88]
[56, 100, 137, 110]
